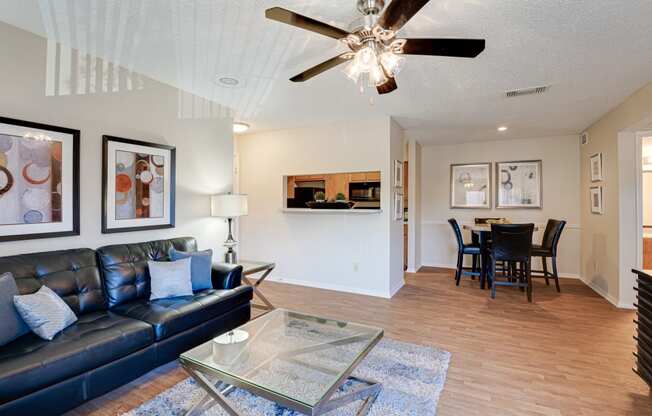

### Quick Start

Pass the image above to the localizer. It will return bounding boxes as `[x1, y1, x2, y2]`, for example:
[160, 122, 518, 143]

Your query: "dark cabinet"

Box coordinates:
[633, 269, 652, 388]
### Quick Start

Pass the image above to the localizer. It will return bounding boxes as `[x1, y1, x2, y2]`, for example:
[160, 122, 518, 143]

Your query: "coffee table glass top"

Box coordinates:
[180, 308, 383, 408]
[236, 260, 275, 275]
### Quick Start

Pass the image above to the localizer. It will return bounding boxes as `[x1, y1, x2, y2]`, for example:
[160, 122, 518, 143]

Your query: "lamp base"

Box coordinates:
[224, 248, 237, 264]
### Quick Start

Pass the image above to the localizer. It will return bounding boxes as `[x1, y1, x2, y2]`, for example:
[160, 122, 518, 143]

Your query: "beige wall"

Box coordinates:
[0, 22, 234, 256]
[413, 135, 582, 277]
[581, 81, 652, 306]
[236, 118, 404, 298]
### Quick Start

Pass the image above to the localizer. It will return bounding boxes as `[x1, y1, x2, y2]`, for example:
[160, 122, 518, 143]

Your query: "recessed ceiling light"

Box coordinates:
[216, 76, 240, 87]
[233, 122, 250, 134]
[497, 126, 508, 132]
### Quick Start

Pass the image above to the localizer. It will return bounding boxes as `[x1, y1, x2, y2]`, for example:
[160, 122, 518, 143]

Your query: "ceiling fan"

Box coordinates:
[265, 0, 485, 95]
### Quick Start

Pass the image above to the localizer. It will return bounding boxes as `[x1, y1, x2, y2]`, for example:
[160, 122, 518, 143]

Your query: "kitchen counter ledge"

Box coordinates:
[281, 208, 382, 214]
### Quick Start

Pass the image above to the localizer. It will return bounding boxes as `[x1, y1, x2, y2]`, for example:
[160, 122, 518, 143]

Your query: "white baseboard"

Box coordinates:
[579, 277, 621, 308]
[389, 279, 405, 297]
[268, 276, 392, 299]
[418, 262, 580, 279]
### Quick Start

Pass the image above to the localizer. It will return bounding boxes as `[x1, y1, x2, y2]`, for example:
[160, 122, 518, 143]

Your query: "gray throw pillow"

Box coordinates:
[170, 248, 213, 291]
[148, 257, 193, 300]
[13, 285, 78, 341]
[0, 272, 29, 346]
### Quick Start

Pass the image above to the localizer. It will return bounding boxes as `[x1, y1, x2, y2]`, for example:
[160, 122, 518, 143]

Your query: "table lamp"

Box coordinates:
[211, 193, 248, 263]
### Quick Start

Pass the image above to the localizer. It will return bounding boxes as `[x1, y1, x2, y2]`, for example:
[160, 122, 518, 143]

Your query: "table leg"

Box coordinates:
[182, 365, 243, 416]
[480, 231, 489, 290]
[313, 376, 382, 416]
[243, 267, 275, 312]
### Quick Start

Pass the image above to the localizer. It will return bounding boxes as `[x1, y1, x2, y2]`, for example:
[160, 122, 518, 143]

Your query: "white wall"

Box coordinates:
[0, 22, 233, 256]
[389, 119, 405, 295]
[582, 81, 652, 308]
[406, 140, 422, 272]
[413, 135, 581, 277]
[237, 118, 403, 298]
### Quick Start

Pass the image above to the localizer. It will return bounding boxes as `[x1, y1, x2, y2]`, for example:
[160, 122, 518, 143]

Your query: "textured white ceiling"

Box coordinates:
[1, 0, 652, 144]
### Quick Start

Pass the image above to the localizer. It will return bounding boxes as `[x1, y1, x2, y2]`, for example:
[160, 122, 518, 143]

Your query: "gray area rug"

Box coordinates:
[123, 338, 451, 416]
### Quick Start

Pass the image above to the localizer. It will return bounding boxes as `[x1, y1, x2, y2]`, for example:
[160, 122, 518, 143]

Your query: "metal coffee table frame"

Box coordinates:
[180, 323, 383, 415]
[239, 261, 276, 313]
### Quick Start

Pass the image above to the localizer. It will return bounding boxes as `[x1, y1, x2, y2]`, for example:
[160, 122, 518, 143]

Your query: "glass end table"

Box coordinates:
[179, 308, 384, 415]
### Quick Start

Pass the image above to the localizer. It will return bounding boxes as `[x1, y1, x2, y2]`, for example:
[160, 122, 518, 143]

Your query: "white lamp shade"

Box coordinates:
[211, 194, 248, 218]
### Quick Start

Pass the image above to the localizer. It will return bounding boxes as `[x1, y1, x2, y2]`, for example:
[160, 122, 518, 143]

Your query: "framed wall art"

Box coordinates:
[590, 152, 603, 182]
[394, 160, 404, 188]
[0, 116, 79, 242]
[102, 135, 175, 233]
[590, 186, 603, 214]
[450, 163, 491, 209]
[394, 190, 404, 221]
[496, 160, 542, 209]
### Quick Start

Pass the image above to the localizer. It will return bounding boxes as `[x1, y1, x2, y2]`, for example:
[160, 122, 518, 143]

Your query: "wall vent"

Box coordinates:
[505, 85, 549, 98]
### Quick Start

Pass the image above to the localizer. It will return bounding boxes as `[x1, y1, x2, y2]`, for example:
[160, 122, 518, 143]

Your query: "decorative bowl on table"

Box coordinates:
[212, 329, 249, 366]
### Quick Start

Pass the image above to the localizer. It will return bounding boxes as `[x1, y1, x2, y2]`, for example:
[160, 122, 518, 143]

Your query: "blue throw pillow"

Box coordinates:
[0, 272, 29, 346]
[13, 285, 78, 341]
[170, 249, 213, 291]
[148, 258, 194, 300]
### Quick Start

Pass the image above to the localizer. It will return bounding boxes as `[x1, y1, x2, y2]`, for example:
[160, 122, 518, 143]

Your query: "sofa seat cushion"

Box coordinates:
[111, 285, 253, 341]
[0, 311, 154, 404]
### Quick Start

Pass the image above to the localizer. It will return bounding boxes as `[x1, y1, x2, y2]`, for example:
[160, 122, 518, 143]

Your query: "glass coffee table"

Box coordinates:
[179, 309, 384, 416]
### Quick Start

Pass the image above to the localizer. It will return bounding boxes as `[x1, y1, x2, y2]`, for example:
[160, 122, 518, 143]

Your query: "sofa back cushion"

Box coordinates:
[0, 248, 105, 315]
[96, 237, 198, 308]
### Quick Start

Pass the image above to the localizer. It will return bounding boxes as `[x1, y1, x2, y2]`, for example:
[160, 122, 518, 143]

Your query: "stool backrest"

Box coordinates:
[490, 223, 534, 262]
[448, 218, 464, 251]
[541, 219, 566, 256]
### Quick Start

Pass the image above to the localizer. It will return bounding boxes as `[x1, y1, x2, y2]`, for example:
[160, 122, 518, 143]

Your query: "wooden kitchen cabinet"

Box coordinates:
[366, 171, 380, 181]
[349, 171, 380, 183]
[325, 173, 349, 200]
[348, 172, 367, 182]
[286, 171, 381, 203]
[287, 176, 296, 198]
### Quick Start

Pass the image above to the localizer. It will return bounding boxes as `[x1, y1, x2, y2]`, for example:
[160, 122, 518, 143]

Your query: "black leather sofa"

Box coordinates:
[0, 237, 253, 416]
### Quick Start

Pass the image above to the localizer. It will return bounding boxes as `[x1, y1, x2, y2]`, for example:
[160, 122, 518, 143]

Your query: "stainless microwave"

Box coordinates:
[349, 182, 381, 201]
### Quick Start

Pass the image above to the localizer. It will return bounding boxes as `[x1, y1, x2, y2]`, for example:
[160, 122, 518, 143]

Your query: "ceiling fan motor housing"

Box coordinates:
[357, 0, 385, 16]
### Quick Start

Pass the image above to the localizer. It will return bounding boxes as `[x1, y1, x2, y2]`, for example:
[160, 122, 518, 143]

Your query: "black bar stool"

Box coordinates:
[488, 223, 535, 302]
[448, 219, 481, 286]
[531, 219, 566, 292]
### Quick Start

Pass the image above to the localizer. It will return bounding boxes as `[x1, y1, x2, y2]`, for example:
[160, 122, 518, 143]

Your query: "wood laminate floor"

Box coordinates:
[67, 268, 652, 416]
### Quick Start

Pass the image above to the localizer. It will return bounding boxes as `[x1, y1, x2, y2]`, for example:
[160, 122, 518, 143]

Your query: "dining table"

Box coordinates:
[462, 223, 539, 289]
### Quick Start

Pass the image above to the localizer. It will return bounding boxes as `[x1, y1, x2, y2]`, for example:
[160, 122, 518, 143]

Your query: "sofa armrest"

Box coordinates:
[211, 263, 244, 290]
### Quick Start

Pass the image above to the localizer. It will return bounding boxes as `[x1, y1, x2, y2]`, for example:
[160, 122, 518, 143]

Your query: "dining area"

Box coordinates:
[448, 218, 566, 302]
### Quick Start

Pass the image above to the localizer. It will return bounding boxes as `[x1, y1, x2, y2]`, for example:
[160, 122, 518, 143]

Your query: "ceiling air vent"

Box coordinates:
[505, 85, 549, 98]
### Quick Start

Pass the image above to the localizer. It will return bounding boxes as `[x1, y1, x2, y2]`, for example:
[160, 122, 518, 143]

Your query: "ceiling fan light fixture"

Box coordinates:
[343, 61, 362, 83]
[265, 1, 486, 96]
[380, 51, 405, 76]
[368, 62, 388, 86]
[356, 46, 378, 71]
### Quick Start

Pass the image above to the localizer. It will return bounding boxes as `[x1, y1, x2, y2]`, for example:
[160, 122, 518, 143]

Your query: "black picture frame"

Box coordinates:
[102, 135, 176, 234]
[0, 116, 80, 242]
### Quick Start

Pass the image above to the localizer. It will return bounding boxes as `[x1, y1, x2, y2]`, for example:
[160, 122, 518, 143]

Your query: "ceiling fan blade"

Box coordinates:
[401, 38, 485, 57]
[377, 77, 398, 95]
[290, 54, 352, 82]
[377, 0, 430, 32]
[265, 7, 349, 40]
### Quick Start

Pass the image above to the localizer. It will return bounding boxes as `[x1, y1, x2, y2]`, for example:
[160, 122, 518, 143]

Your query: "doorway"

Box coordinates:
[642, 136, 652, 268]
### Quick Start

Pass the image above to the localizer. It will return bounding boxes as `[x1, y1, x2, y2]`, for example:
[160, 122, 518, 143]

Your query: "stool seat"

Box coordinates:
[462, 245, 481, 255]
